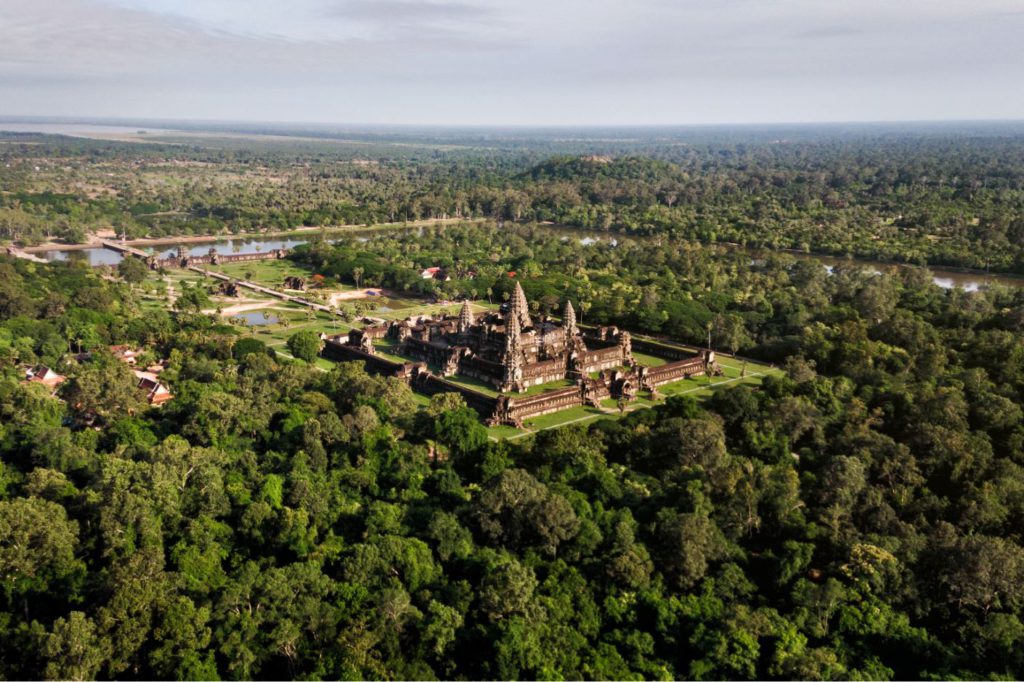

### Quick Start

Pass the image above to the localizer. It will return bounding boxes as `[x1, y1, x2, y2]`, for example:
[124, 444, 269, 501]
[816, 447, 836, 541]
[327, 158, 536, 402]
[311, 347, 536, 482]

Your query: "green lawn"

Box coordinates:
[205, 259, 345, 290]
[523, 405, 607, 430]
[371, 299, 498, 321]
[517, 378, 576, 396]
[631, 350, 668, 367]
[370, 341, 412, 365]
[488, 355, 783, 441]
[486, 424, 526, 440]
[442, 373, 501, 397]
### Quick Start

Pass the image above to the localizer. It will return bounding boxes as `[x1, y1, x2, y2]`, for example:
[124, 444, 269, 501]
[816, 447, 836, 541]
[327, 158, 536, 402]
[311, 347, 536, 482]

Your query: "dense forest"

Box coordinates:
[2, 206, 1024, 678]
[3, 123, 1024, 272]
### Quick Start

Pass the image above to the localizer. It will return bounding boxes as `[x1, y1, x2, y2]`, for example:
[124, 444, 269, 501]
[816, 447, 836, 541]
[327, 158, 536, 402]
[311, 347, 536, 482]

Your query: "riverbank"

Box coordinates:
[19, 217, 481, 254]
[533, 222, 1024, 290]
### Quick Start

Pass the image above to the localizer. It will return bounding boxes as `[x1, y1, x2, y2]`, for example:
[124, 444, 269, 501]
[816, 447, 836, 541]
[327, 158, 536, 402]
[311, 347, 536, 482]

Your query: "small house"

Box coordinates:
[133, 370, 173, 406]
[24, 365, 66, 392]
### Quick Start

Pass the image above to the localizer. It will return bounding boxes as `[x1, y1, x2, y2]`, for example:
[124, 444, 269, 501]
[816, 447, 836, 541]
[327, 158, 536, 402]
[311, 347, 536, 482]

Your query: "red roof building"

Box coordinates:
[23, 365, 66, 392]
[133, 370, 173, 406]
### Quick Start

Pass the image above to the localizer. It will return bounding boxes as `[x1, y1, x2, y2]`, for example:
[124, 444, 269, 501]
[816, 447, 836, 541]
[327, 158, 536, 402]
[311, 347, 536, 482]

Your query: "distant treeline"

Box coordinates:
[2, 126, 1024, 271]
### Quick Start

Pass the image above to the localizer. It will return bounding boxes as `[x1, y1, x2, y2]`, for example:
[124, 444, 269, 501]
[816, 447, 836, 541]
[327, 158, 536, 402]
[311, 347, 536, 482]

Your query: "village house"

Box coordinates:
[133, 370, 174, 406]
[419, 266, 450, 281]
[108, 345, 142, 365]
[73, 345, 175, 407]
[23, 365, 66, 393]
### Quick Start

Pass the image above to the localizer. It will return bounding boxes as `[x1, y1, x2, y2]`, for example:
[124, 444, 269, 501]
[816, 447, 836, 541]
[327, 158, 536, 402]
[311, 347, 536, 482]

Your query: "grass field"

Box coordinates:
[484, 354, 783, 440]
[204, 259, 335, 287]
[630, 350, 668, 367]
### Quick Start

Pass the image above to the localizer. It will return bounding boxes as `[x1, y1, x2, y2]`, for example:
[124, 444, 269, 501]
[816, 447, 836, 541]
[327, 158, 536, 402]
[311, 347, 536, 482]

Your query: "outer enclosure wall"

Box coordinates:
[322, 339, 499, 417]
[644, 356, 706, 387]
[631, 338, 701, 362]
[413, 375, 498, 416]
[323, 329, 710, 427]
[505, 386, 583, 421]
[322, 340, 410, 376]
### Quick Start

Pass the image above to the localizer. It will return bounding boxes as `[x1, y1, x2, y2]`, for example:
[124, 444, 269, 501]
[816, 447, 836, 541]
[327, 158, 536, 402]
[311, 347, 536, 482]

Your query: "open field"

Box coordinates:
[485, 355, 782, 440]
[203, 259, 331, 286]
[630, 350, 669, 367]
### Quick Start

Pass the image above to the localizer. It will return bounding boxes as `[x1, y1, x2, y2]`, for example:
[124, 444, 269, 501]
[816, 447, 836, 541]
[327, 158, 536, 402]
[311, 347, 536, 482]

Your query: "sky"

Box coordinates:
[1, 0, 1023, 126]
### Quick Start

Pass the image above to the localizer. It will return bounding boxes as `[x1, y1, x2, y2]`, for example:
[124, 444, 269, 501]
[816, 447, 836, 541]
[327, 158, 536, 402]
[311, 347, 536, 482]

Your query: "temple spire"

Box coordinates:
[563, 299, 577, 335]
[504, 307, 521, 348]
[502, 309, 524, 391]
[508, 281, 532, 329]
[458, 299, 474, 333]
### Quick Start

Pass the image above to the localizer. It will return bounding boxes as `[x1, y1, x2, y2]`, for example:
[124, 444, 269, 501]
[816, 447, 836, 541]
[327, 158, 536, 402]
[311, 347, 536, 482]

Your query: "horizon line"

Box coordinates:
[3, 114, 1024, 132]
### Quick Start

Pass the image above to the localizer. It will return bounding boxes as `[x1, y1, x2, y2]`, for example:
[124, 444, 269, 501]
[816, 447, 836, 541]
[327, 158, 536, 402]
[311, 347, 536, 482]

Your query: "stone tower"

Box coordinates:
[501, 309, 524, 392]
[458, 299, 474, 333]
[563, 300, 578, 336]
[508, 281, 532, 330]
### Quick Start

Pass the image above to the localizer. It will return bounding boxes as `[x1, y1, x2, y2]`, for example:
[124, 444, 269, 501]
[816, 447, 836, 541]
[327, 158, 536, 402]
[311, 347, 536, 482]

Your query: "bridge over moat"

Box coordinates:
[98, 239, 149, 259]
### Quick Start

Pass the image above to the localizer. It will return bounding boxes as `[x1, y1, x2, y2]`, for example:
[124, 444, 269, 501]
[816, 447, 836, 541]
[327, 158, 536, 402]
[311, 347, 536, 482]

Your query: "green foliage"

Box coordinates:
[4, 126, 1024, 678]
[286, 330, 321, 364]
[116, 256, 148, 285]
[231, 337, 269, 361]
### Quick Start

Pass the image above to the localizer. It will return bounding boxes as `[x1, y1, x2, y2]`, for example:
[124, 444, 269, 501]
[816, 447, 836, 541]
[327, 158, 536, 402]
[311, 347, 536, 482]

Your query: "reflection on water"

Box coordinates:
[152, 237, 310, 260]
[932, 277, 979, 292]
[577, 236, 617, 247]
[46, 230, 387, 268]
[807, 253, 1004, 291]
[43, 248, 122, 266]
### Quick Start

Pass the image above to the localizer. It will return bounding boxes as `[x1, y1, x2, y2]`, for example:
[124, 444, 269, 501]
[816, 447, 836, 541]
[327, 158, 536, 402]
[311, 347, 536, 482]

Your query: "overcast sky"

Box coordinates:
[2, 0, 1022, 126]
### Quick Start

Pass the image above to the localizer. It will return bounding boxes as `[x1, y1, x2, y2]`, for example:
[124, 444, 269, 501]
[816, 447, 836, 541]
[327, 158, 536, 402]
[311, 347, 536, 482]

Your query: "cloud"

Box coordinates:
[328, 0, 493, 22]
[0, 0, 1022, 124]
[794, 26, 864, 40]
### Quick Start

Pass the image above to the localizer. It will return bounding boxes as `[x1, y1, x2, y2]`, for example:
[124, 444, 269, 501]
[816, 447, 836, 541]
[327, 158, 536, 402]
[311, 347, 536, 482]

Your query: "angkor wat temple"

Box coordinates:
[325, 282, 721, 427]
[345, 282, 637, 392]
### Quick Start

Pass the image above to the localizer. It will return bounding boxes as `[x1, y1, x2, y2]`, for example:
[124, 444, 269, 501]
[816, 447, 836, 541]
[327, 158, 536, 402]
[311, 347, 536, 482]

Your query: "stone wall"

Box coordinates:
[152, 249, 288, 270]
[321, 338, 409, 377]
[577, 345, 627, 374]
[459, 355, 503, 386]
[410, 372, 499, 417]
[321, 337, 501, 418]
[631, 338, 700, 362]
[641, 355, 707, 389]
[520, 357, 569, 388]
[492, 385, 585, 426]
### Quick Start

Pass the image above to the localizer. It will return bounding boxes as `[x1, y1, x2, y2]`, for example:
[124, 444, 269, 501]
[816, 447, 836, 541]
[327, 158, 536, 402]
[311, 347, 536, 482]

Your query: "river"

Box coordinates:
[39, 226, 1024, 291]
[571, 231, 1024, 292]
